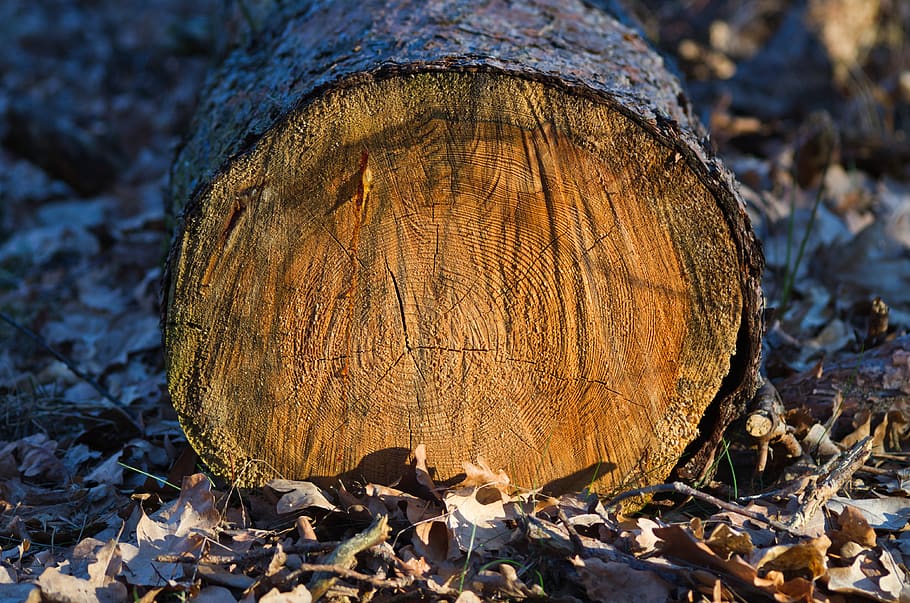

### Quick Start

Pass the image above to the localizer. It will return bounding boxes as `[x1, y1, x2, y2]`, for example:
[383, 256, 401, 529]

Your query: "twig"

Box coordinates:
[157, 540, 340, 564]
[746, 377, 803, 473]
[556, 508, 585, 552]
[784, 436, 873, 532]
[604, 482, 800, 536]
[288, 561, 408, 591]
[305, 514, 391, 600]
[0, 311, 121, 406]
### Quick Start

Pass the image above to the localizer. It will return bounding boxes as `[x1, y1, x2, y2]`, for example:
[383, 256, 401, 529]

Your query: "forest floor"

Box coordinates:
[1, 1, 909, 601]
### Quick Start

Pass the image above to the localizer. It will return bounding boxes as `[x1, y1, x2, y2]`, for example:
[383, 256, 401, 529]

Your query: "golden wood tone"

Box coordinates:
[164, 0, 763, 491]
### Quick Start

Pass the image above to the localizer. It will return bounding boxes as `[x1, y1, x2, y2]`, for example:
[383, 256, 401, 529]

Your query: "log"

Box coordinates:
[163, 0, 763, 492]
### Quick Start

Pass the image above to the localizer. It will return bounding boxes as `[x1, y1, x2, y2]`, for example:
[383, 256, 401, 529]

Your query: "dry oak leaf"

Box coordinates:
[444, 486, 520, 552]
[362, 482, 441, 525]
[257, 584, 313, 603]
[121, 473, 220, 587]
[413, 519, 459, 564]
[754, 535, 831, 581]
[654, 525, 820, 602]
[413, 443, 441, 500]
[655, 525, 758, 584]
[705, 524, 755, 560]
[828, 505, 877, 551]
[827, 497, 910, 531]
[445, 461, 519, 552]
[571, 556, 671, 603]
[267, 480, 337, 513]
[458, 457, 511, 499]
[35, 537, 128, 603]
[621, 517, 666, 556]
[36, 564, 128, 603]
[397, 546, 434, 578]
[471, 562, 543, 599]
[826, 547, 905, 603]
[15, 433, 67, 482]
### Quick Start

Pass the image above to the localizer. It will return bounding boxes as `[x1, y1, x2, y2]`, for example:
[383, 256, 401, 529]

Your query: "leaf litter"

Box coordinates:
[1, 0, 910, 601]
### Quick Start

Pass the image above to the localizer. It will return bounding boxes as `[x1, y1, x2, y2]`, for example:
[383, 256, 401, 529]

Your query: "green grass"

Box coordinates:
[778, 142, 833, 314]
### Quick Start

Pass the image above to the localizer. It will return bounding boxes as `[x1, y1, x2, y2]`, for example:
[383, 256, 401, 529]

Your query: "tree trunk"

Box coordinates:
[163, 0, 764, 492]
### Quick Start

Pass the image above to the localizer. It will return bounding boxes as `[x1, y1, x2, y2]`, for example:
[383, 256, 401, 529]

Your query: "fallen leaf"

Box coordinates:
[295, 516, 317, 541]
[86, 539, 122, 587]
[36, 565, 128, 603]
[413, 520, 457, 564]
[398, 546, 433, 578]
[267, 480, 337, 513]
[16, 434, 66, 482]
[471, 562, 542, 599]
[453, 591, 483, 603]
[571, 556, 671, 603]
[827, 549, 902, 602]
[413, 444, 441, 500]
[627, 517, 665, 555]
[827, 497, 910, 531]
[121, 473, 220, 587]
[525, 515, 575, 556]
[258, 584, 312, 602]
[196, 563, 256, 590]
[655, 525, 758, 585]
[753, 535, 830, 581]
[705, 523, 754, 560]
[828, 505, 876, 551]
[266, 542, 287, 577]
[457, 458, 511, 500]
[444, 485, 519, 553]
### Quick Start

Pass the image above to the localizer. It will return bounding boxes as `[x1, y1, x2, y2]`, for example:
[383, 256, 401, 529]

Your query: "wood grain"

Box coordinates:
[164, 0, 763, 491]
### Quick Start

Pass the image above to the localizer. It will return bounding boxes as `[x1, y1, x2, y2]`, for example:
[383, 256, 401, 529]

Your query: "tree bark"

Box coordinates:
[163, 0, 763, 492]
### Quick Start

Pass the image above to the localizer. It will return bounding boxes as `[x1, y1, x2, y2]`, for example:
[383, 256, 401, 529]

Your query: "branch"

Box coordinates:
[604, 482, 801, 536]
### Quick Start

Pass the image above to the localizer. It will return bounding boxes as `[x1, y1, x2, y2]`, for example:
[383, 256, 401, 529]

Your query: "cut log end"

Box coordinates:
[165, 71, 749, 491]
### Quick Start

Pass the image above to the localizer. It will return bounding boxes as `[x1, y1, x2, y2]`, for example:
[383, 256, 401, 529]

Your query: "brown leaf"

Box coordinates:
[754, 535, 830, 581]
[86, 539, 122, 587]
[196, 563, 256, 590]
[828, 505, 876, 551]
[267, 480, 336, 513]
[36, 565, 128, 603]
[471, 562, 541, 599]
[655, 525, 824, 602]
[258, 584, 313, 602]
[571, 556, 671, 603]
[774, 576, 816, 602]
[295, 516, 317, 542]
[413, 520, 457, 564]
[121, 473, 220, 587]
[654, 525, 758, 585]
[705, 524, 754, 560]
[827, 549, 903, 602]
[362, 482, 441, 525]
[453, 591, 484, 603]
[457, 458, 511, 499]
[266, 542, 288, 577]
[627, 517, 664, 555]
[398, 546, 433, 578]
[444, 486, 520, 552]
[827, 497, 910, 531]
[16, 434, 67, 482]
[413, 444, 441, 500]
